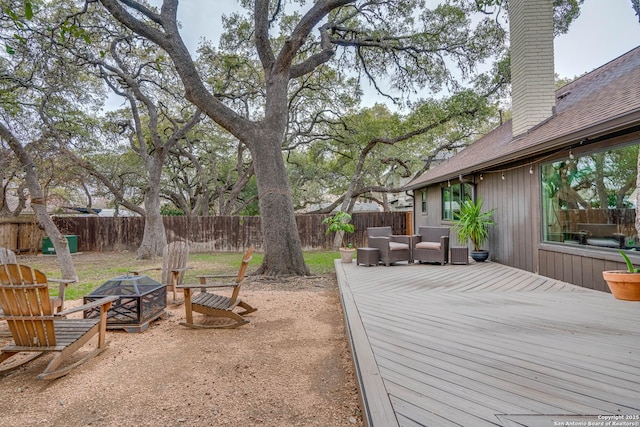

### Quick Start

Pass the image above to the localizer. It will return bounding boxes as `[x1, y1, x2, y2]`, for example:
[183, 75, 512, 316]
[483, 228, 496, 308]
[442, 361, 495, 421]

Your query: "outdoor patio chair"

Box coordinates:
[0, 264, 116, 380]
[413, 226, 450, 265]
[0, 248, 17, 336]
[177, 245, 256, 329]
[0, 247, 72, 314]
[131, 240, 190, 304]
[366, 226, 412, 266]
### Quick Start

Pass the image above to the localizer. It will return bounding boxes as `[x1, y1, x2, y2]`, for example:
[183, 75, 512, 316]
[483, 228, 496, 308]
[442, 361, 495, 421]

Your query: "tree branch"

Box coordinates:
[98, 0, 255, 142]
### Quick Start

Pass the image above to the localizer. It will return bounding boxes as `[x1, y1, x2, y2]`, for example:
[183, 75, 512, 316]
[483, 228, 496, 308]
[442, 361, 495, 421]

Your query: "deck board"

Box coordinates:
[336, 261, 640, 427]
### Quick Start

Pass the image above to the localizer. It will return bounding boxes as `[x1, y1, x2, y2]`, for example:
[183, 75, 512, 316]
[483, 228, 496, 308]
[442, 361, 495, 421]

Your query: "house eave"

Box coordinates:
[405, 109, 640, 190]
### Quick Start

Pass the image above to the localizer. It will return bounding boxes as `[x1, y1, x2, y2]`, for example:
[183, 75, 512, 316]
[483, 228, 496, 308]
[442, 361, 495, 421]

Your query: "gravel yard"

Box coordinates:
[0, 253, 363, 427]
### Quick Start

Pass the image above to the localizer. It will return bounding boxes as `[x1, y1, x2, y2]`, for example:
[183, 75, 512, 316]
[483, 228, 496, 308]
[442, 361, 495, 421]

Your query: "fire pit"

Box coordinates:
[84, 275, 167, 333]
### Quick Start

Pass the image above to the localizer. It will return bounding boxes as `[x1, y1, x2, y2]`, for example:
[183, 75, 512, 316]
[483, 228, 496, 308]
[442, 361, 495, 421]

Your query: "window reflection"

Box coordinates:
[442, 183, 473, 220]
[541, 144, 638, 249]
[421, 190, 427, 213]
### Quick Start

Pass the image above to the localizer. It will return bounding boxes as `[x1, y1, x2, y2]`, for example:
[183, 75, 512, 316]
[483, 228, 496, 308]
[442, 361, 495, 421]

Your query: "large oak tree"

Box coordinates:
[94, 0, 507, 275]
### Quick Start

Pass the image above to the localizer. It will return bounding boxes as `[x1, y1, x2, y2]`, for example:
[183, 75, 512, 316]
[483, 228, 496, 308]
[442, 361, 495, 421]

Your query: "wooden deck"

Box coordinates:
[335, 260, 640, 427]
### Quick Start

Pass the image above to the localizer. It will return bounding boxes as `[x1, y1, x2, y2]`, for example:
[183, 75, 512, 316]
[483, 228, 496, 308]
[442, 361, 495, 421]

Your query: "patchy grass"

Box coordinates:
[304, 250, 343, 274]
[16, 249, 340, 301]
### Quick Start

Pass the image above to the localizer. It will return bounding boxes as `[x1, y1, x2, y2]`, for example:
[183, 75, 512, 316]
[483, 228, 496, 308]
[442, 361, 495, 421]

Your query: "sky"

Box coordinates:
[554, 0, 640, 79]
[149, 1, 640, 107]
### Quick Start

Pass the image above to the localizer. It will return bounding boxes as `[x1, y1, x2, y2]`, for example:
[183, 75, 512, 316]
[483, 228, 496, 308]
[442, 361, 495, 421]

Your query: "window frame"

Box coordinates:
[442, 182, 474, 221]
[539, 142, 638, 251]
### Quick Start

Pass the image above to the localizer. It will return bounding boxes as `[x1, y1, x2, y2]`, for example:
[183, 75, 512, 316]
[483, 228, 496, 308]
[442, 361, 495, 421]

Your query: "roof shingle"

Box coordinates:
[407, 45, 640, 189]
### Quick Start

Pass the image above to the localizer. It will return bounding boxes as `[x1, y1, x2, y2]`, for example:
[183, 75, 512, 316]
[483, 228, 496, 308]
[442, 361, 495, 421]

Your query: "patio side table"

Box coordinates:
[450, 246, 469, 265]
[357, 247, 379, 267]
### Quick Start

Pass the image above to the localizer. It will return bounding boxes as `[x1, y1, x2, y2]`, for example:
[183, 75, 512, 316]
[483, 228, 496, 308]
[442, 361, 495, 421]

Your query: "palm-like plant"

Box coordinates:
[452, 198, 495, 251]
[619, 249, 640, 273]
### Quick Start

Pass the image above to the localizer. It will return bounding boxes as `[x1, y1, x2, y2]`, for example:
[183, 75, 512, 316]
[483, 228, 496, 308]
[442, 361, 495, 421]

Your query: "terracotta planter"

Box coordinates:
[339, 248, 355, 263]
[602, 270, 640, 301]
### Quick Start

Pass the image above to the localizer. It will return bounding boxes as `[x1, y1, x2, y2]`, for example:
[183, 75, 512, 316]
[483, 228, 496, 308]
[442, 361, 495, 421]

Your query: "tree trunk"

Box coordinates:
[252, 131, 309, 276]
[31, 200, 78, 281]
[0, 124, 78, 280]
[137, 190, 167, 259]
[334, 140, 378, 249]
[96, 0, 310, 274]
[335, 180, 358, 249]
[137, 158, 167, 259]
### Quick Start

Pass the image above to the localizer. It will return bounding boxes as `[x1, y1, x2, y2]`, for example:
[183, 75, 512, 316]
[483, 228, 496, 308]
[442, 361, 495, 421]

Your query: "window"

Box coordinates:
[442, 183, 474, 220]
[421, 190, 427, 213]
[541, 143, 638, 249]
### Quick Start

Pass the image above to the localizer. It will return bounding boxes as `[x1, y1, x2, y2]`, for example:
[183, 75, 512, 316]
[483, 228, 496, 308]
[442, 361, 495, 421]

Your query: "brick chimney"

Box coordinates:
[509, 0, 556, 137]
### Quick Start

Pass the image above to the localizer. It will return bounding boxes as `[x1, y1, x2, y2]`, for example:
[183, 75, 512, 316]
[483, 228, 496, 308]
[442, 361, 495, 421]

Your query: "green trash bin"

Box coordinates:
[42, 235, 78, 255]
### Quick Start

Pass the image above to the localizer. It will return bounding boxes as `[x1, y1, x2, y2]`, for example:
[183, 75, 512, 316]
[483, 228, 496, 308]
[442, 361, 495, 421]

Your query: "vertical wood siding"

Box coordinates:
[415, 165, 538, 272]
[416, 161, 633, 293]
[538, 249, 626, 292]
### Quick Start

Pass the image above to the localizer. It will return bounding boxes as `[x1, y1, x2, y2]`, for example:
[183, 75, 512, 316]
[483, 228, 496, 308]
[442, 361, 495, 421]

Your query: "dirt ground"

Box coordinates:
[0, 256, 363, 427]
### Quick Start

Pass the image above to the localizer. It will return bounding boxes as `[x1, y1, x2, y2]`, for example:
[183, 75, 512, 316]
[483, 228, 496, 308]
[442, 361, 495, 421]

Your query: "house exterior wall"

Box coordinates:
[413, 165, 538, 272]
[538, 247, 626, 292]
[536, 134, 638, 291]
[480, 165, 538, 272]
[412, 133, 639, 293]
[414, 186, 465, 246]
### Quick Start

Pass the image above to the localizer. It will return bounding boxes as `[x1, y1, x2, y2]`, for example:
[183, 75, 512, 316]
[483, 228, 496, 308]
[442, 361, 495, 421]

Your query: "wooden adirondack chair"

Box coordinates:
[131, 241, 190, 304]
[0, 248, 72, 339]
[0, 248, 17, 336]
[0, 246, 73, 314]
[0, 264, 116, 380]
[178, 245, 257, 329]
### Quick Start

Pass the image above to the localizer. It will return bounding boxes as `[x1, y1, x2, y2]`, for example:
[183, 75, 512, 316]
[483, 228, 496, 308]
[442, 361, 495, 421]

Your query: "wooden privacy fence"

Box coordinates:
[0, 217, 43, 254]
[0, 212, 411, 253]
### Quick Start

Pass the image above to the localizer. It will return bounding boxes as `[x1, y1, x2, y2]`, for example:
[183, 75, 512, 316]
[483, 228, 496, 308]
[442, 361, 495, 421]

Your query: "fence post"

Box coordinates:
[405, 211, 413, 235]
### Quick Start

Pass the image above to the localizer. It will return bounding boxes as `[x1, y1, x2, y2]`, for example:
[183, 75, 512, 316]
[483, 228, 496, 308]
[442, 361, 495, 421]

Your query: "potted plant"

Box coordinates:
[322, 211, 356, 263]
[452, 197, 495, 262]
[602, 250, 640, 301]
